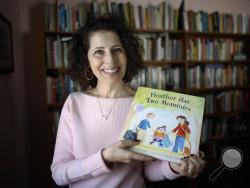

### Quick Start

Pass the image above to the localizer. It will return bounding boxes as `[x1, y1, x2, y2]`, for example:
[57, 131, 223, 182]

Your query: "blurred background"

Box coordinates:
[0, 0, 249, 187]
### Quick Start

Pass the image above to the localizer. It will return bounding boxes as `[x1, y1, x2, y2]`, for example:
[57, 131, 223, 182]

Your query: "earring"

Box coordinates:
[84, 68, 94, 81]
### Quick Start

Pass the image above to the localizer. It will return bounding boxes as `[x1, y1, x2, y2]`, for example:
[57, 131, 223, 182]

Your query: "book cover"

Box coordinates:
[119, 87, 205, 163]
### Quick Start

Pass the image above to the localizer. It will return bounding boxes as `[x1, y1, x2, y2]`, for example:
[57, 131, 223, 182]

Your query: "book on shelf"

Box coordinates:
[46, 75, 82, 103]
[186, 38, 247, 62]
[203, 90, 249, 115]
[45, 0, 250, 33]
[45, 36, 72, 68]
[119, 87, 205, 163]
[130, 66, 184, 90]
[184, 10, 250, 33]
[187, 64, 248, 89]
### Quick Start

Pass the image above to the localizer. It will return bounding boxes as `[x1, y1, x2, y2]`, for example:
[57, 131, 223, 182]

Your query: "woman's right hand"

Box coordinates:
[102, 140, 154, 164]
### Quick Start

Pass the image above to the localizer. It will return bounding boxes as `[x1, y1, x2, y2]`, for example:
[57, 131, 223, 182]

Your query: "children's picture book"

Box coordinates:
[120, 87, 205, 163]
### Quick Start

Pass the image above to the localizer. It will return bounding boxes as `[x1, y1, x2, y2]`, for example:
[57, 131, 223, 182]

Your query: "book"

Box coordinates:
[119, 87, 205, 163]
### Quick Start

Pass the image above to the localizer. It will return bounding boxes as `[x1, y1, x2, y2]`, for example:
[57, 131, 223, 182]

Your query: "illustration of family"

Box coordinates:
[123, 113, 191, 155]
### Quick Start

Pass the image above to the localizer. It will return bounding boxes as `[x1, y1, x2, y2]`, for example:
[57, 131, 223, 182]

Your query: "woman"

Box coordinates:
[51, 15, 205, 188]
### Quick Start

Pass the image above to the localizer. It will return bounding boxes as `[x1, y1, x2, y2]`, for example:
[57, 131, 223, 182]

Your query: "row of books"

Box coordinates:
[45, 35, 182, 69]
[46, 64, 248, 99]
[185, 10, 250, 33]
[137, 34, 183, 61]
[186, 39, 247, 61]
[187, 65, 249, 89]
[130, 67, 184, 90]
[45, 35, 248, 69]
[92, 0, 177, 30]
[203, 90, 249, 115]
[44, 0, 177, 31]
[42, 67, 186, 97]
[46, 75, 81, 103]
[45, 1, 89, 32]
[45, 34, 183, 68]
[45, 1, 250, 33]
[227, 114, 250, 139]
[200, 118, 227, 144]
[201, 113, 250, 144]
[46, 36, 72, 68]
[45, 35, 183, 69]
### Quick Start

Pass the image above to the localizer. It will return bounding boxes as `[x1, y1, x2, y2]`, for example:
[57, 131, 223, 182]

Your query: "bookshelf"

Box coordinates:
[44, 0, 250, 187]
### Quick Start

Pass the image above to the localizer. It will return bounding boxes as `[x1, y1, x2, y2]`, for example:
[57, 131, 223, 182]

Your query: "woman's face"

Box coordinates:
[177, 118, 185, 124]
[87, 30, 127, 85]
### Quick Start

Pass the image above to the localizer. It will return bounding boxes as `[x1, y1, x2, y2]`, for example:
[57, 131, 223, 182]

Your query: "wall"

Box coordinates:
[110, 0, 250, 14]
[0, 0, 249, 188]
[185, 0, 250, 14]
[0, 0, 51, 187]
[19, 0, 53, 187]
[0, 0, 29, 187]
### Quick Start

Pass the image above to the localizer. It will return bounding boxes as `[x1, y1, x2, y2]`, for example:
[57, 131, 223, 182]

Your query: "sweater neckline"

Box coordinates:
[80, 91, 134, 100]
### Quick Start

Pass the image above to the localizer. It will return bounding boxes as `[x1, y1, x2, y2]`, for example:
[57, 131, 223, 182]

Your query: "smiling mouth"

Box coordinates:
[102, 67, 120, 74]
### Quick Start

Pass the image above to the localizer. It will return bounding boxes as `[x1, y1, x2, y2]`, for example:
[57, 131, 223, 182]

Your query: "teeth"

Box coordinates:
[103, 68, 118, 73]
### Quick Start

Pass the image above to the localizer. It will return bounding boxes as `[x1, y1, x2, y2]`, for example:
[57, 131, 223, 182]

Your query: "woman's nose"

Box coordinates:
[105, 51, 116, 65]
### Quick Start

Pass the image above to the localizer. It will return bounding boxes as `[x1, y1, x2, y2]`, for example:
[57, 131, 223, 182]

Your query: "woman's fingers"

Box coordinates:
[122, 149, 154, 162]
[131, 152, 154, 161]
[117, 140, 140, 148]
[198, 151, 205, 159]
[188, 155, 201, 171]
[118, 141, 154, 161]
[186, 159, 196, 177]
[189, 154, 206, 172]
[183, 155, 206, 178]
[103, 141, 154, 164]
[179, 159, 189, 176]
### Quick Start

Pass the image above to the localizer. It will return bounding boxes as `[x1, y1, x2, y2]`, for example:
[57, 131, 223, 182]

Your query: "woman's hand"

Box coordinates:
[102, 140, 154, 165]
[169, 152, 206, 178]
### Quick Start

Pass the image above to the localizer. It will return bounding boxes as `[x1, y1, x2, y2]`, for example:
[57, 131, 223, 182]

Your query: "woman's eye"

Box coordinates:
[113, 48, 122, 53]
[94, 50, 104, 55]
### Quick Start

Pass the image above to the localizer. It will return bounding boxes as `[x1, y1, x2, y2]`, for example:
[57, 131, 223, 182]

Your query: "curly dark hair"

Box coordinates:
[68, 14, 144, 90]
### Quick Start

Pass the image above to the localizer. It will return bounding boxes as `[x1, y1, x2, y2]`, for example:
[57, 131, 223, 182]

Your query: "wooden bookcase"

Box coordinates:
[44, 1, 250, 187]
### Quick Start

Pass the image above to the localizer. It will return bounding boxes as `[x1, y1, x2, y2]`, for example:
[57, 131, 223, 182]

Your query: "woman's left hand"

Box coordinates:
[169, 153, 206, 178]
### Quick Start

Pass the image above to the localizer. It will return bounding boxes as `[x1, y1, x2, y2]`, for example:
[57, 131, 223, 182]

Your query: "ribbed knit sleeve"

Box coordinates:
[143, 160, 181, 181]
[51, 94, 111, 186]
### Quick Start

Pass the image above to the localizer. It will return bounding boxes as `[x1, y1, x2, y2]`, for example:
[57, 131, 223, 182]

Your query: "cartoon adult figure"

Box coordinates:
[137, 112, 155, 142]
[172, 115, 191, 153]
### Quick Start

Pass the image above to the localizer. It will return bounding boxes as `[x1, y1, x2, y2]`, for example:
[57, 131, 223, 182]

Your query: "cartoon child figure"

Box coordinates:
[172, 115, 191, 153]
[161, 131, 172, 148]
[150, 125, 166, 146]
[137, 112, 155, 142]
[150, 125, 171, 148]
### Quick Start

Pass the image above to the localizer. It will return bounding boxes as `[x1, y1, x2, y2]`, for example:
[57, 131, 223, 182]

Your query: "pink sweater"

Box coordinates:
[51, 92, 180, 188]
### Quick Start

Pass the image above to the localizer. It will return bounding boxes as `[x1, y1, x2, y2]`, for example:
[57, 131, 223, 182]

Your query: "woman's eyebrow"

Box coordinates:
[93, 47, 104, 50]
[112, 44, 122, 48]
